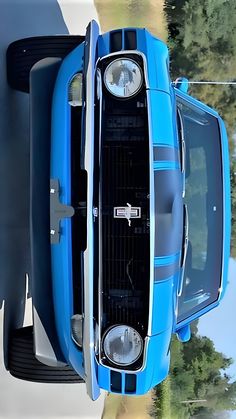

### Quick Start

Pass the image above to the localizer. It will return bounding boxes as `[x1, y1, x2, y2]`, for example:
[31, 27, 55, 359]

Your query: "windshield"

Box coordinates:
[176, 95, 223, 324]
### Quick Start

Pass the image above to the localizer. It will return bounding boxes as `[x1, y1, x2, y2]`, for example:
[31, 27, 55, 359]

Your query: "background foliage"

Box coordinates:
[153, 323, 236, 418]
[164, 0, 236, 256]
[152, 2, 236, 418]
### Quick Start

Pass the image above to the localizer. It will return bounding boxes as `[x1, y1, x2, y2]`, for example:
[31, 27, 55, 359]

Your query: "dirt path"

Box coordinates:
[102, 391, 154, 419]
[95, 0, 168, 41]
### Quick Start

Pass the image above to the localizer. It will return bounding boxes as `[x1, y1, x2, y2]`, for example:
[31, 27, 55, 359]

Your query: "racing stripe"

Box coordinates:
[153, 145, 179, 163]
[154, 252, 180, 282]
[153, 160, 180, 171]
[154, 252, 180, 267]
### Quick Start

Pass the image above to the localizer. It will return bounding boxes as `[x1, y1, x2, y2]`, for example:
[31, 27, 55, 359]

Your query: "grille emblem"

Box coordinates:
[114, 203, 141, 227]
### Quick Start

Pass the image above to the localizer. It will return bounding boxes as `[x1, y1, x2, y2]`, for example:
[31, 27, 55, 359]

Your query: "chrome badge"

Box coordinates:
[114, 203, 141, 227]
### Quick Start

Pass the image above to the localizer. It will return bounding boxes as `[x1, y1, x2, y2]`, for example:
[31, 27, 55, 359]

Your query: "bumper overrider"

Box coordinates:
[48, 21, 174, 399]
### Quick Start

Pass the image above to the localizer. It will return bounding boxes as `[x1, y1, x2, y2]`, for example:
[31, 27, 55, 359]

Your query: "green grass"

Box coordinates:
[153, 377, 172, 419]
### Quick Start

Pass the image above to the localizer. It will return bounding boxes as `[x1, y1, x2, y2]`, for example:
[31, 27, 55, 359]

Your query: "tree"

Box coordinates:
[154, 324, 236, 418]
[165, 0, 236, 256]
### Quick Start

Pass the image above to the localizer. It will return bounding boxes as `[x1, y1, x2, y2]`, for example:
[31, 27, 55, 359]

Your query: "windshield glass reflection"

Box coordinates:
[177, 95, 223, 323]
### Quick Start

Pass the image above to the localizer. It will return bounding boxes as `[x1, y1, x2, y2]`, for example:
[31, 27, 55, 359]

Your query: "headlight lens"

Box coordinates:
[68, 73, 83, 107]
[103, 325, 143, 366]
[71, 314, 83, 347]
[104, 59, 143, 98]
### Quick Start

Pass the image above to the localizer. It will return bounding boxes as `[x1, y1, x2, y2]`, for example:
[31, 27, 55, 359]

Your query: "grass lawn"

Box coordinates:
[154, 377, 172, 419]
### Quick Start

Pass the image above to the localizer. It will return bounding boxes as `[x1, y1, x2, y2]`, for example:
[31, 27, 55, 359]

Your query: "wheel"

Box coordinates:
[7, 35, 85, 93]
[8, 326, 84, 383]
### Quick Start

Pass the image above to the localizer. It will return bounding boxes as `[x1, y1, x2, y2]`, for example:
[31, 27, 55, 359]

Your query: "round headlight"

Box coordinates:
[104, 59, 143, 98]
[71, 314, 83, 347]
[103, 325, 143, 366]
[68, 73, 83, 107]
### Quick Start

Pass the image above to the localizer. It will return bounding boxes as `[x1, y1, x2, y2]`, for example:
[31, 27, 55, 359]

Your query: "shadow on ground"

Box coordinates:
[0, 0, 69, 368]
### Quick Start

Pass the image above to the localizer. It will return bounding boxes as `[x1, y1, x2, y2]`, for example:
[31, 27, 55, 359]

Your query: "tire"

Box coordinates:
[7, 35, 85, 93]
[8, 326, 84, 383]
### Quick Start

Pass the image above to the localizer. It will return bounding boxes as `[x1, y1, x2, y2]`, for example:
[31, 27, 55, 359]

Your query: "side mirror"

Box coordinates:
[176, 324, 191, 342]
[174, 77, 189, 93]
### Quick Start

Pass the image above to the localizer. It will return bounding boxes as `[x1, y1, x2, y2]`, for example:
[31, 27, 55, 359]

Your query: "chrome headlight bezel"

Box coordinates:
[104, 58, 143, 99]
[102, 325, 143, 367]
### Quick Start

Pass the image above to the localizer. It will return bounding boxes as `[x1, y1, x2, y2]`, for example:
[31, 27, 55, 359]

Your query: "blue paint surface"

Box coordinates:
[51, 42, 85, 377]
[151, 279, 174, 334]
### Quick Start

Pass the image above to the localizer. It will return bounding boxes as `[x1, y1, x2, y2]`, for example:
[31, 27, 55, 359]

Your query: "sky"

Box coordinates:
[198, 258, 236, 417]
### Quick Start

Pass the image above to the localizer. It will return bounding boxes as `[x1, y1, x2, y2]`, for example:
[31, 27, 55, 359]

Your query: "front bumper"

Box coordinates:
[50, 21, 100, 400]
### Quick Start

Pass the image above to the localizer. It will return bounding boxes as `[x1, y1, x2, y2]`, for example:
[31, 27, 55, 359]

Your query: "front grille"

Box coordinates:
[100, 94, 150, 341]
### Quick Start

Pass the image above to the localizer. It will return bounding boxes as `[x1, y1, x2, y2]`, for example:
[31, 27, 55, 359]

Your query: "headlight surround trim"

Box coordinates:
[102, 325, 143, 366]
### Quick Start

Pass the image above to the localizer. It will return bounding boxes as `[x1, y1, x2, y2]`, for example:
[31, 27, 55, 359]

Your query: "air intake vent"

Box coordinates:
[125, 30, 137, 50]
[110, 371, 122, 393]
[71, 107, 86, 315]
[125, 374, 137, 393]
[110, 31, 122, 52]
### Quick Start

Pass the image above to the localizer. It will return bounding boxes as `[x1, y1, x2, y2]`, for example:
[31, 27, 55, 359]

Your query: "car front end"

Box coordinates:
[48, 21, 184, 399]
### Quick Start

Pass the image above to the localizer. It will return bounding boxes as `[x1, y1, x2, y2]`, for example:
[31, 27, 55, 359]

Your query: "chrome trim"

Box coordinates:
[216, 119, 229, 300]
[99, 50, 150, 89]
[97, 50, 152, 368]
[175, 94, 227, 324]
[83, 20, 100, 401]
[177, 108, 186, 198]
[97, 68, 103, 364]
[176, 91, 227, 306]
[114, 203, 141, 227]
[99, 336, 150, 373]
[104, 58, 143, 98]
[103, 325, 143, 367]
[177, 204, 189, 297]
[146, 89, 155, 336]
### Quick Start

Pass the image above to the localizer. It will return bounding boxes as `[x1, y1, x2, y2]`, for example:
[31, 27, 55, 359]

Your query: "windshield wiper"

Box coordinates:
[177, 108, 186, 198]
[177, 204, 189, 297]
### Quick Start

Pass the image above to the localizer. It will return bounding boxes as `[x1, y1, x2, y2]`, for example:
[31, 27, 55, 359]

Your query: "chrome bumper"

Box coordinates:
[83, 20, 100, 401]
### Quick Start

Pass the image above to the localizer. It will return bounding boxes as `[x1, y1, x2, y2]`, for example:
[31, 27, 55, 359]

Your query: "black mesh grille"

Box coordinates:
[100, 95, 150, 339]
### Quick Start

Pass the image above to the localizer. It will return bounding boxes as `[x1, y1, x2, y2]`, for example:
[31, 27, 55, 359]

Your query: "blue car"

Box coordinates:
[7, 20, 231, 400]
